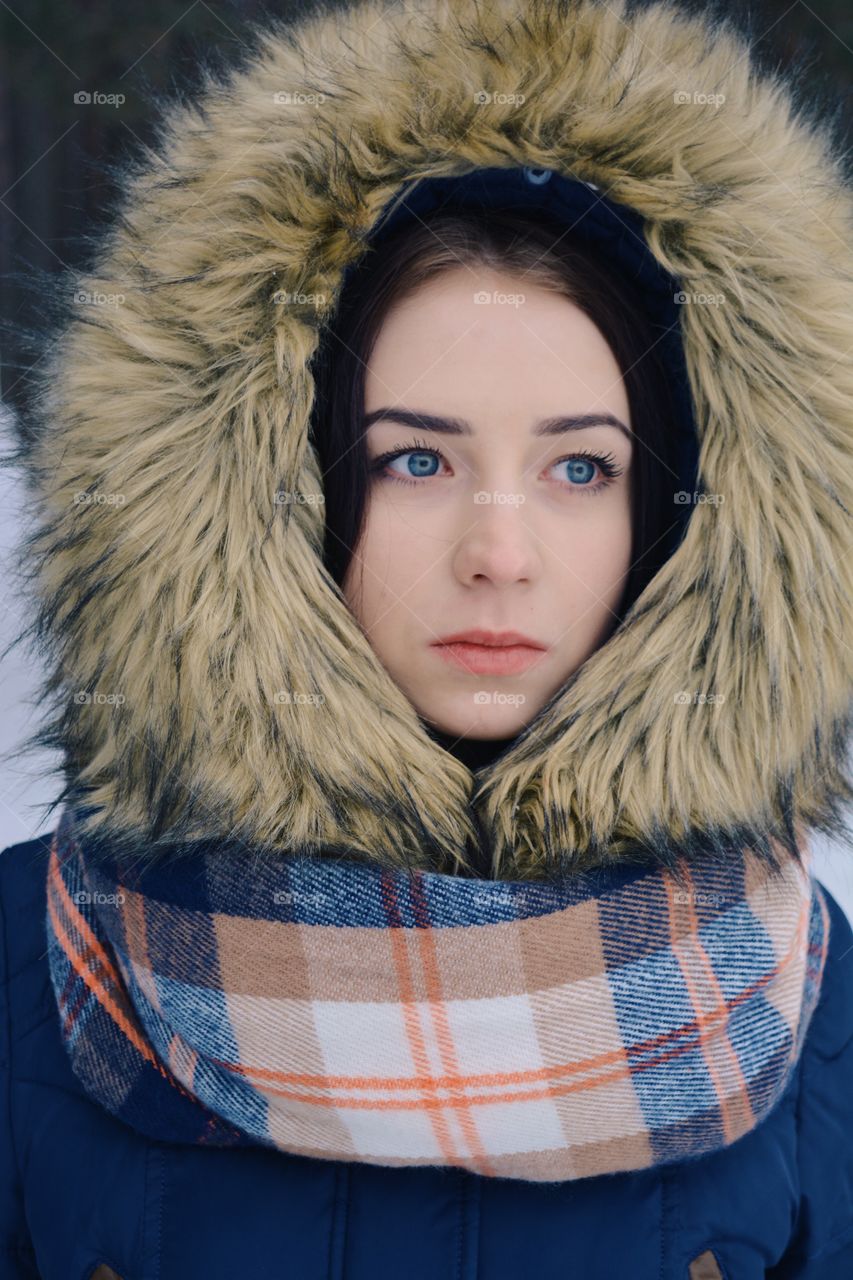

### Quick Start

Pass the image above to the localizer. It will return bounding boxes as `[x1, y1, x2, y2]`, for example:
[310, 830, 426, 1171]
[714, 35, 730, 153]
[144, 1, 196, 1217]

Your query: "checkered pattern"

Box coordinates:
[45, 805, 829, 1182]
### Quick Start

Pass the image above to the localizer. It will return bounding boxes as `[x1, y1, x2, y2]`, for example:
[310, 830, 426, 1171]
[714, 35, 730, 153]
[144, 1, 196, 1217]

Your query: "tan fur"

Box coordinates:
[10, 0, 853, 877]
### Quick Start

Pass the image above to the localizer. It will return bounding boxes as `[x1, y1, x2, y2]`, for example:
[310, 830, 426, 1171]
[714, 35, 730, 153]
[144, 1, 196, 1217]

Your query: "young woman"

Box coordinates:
[1, 0, 852, 1276]
[310, 205, 686, 802]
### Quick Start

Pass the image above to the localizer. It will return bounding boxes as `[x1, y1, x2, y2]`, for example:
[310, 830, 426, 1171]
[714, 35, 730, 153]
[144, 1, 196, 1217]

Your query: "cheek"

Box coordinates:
[343, 498, 432, 627]
[556, 502, 633, 596]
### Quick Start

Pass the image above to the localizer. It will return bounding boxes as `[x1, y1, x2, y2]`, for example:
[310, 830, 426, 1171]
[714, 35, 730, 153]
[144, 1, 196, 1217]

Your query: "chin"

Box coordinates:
[426, 704, 531, 740]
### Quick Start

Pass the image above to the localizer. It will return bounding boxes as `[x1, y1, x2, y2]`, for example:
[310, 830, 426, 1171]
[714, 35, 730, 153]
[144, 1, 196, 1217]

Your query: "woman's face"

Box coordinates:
[342, 266, 634, 741]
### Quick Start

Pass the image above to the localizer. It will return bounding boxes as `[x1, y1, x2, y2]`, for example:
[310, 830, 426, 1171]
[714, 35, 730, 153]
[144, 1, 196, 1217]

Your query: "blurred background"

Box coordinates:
[0, 0, 851, 917]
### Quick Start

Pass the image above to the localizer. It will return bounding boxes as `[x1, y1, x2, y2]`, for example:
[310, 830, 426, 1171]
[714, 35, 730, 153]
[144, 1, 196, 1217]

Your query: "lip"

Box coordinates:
[434, 630, 547, 649]
[431, 629, 549, 675]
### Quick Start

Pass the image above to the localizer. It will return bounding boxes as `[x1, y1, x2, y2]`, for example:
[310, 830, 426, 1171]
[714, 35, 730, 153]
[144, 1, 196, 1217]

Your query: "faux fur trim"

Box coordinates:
[7, 0, 853, 877]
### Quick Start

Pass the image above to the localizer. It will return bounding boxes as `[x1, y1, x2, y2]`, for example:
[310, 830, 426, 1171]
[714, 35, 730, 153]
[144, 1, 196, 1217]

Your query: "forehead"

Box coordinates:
[364, 268, 631, 426]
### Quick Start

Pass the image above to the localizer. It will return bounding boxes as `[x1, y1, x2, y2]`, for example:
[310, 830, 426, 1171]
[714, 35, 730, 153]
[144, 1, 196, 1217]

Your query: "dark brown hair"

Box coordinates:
[309, 208, 685, 625]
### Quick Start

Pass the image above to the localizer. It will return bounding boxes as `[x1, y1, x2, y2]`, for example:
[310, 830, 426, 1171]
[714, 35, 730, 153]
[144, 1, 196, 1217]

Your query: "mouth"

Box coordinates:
[430, 630, 549, 676]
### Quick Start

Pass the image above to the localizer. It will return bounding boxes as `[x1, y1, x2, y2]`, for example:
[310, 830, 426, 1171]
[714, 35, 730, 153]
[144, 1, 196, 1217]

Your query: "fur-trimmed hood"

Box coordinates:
[8, 0, 853, 879]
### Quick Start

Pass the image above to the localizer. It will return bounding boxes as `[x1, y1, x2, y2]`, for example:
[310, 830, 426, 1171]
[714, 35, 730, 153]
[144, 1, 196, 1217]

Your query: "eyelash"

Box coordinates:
[369, 437, 625, 495]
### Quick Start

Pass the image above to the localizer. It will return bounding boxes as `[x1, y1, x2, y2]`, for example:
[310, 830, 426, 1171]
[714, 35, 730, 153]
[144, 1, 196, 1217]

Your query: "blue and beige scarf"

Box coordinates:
[45, 804, 830, 1183]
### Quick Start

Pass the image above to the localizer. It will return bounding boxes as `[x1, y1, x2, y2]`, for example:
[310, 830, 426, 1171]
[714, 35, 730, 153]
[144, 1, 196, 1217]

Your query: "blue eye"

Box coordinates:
[393, 450, 440, 478]
[562, 457, 597, 485]
[551, 449, 624, 494]
[370, 436, 446, 487]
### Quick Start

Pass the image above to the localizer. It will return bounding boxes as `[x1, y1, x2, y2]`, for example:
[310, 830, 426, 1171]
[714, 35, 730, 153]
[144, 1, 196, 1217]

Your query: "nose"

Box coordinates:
[452, 495, 542, 587]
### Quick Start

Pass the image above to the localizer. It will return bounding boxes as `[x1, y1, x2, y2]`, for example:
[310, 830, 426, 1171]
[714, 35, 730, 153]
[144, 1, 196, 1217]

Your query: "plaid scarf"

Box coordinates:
[46, 805, 830, 1183]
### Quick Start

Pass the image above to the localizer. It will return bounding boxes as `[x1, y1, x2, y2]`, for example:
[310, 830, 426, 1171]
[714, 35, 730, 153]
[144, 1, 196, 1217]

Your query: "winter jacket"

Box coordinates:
[3, 0, 853, 1275]
[3, 832, 853, 1279]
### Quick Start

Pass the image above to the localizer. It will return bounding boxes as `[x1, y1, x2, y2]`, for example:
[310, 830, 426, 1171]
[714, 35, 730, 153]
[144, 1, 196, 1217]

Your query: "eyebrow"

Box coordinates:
[362, 408, 632, 441]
